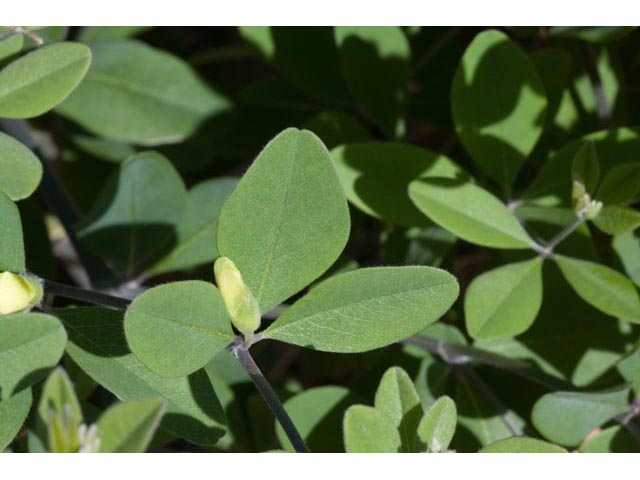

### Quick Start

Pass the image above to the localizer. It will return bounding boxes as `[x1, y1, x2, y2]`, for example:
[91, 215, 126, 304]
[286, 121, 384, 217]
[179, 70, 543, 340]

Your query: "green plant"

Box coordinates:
[1, 25, 640, 453]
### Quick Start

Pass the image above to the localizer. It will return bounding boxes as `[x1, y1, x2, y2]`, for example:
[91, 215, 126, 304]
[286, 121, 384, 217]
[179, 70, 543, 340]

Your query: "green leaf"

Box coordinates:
[0, 388, 31, 451]
[451, 29, 547, 189]
[532, 386, 630, 446]
[597, 162, 640, 205]
[77, 151, 187, 276]
[263, 266, 458, 352]
[124, 281, 234, 377]
[335, 27, 410, 137]
[374, 366, 422, 452]
[217, 128, 350, 314]
[531, 48, 571, 126]
[56, 40, 230, 145]
[37, 367, 83, 440]
[592, 206, 640, 235]
[613, 231, 640, 287]
[331, 142, 467, 227]
[97, 397, 165, 452]
[409, 178, 533, 249]
[60, 307, 227, 445]
[618, 349, 640, 394]
[148, 177, 237, 276]
[0, 192, 25, 272]
[465, 258, 543, 339]
[0, 132, 42, 201]
[549, 27, 636, 43]
[0, 28, 24, 62]
[572, 141, 600, 195]
[77, 26, 151, 43]
[276, 386, 358, 452]
[416, 395, 457, 452]
[555, 255, 640, 324]
[343, 405, 401, 453]
[0, 42, 91, 118]
[480, 437, 566, 453]
[580, 425, 640, 453]
[0, 313, 67, 399]
[72, 134, 137, 164]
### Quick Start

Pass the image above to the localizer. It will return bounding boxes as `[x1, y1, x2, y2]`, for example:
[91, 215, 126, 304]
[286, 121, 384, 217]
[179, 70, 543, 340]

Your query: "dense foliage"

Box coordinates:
[1, 26, 640, 453]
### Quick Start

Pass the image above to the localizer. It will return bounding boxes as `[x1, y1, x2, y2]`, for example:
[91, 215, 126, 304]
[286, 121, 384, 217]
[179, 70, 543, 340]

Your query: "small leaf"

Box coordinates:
[597, 162, 640, 205]
[56, 40, 230, 145]
[555, 255, 640, 324]
[343, 405, 400, 453]
[0, 313, 67, 399]
[0, 192, 25, 272]
[374, 367, 422, 452]
[416, 396, 457, 453]
[335, 27, 410, 137]
[409, 177, 533, 249]
[97, 397, 166, 453]
[465, 258, 543, 339]
[124, 281, 234, 377]
[451, 29, 547, 189]
[532, 386, 630, 446]
[572, 141, 600, 195]
[331, 142, 467, 227]
[613, 231, 640, 287]
[0, 132, 42, 201]
[480, 437, 566, 453]
[0, 388, 32, 451]
[61, 307, 226, 445]
[0, 42, 91, 118]
[217, 128, 350, 314]
[37, 367, 83, 441]
[592, 206, 640, 235]
[263, 266, 458, 353]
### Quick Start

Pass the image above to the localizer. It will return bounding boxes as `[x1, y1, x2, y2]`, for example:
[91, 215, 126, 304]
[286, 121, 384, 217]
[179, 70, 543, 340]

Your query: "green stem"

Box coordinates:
[43, 279, 131, 310]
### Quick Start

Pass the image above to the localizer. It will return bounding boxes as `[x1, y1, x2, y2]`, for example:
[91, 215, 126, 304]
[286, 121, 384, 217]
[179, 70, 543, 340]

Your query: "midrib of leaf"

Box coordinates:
[0, 55, 87, 101]
[86, 71, 211, 115]
[135, 311, 232, 342]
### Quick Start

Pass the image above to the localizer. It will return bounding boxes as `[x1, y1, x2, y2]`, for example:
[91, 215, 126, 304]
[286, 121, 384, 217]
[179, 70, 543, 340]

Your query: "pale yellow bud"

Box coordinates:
[0, 271, 42, 315]
[583, 200, 603, 220]
[214, 257, 260, 337]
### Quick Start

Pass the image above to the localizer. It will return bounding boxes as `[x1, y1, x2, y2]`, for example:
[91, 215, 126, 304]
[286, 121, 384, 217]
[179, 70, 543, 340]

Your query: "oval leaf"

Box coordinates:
[0, 132, 42, 201]
[343, 405, 400, 453]
[0, 42, 91, 118]
[465, 258, 543, 339]
[263, 266, 459, 353]
[417, 396, 457, 453]
[0, 388, 32, 451]
[124, 281, 234, 377]
[217, 128, 350, 314]
[597, 162, 640, 205]
[480, 436, 566, 453]
[555, 255, 640, 324]
[0, 192, 25, 272]
[37, 367, 83, 440]
[592, 206, 640, 235]
[409, 177, 533, 249]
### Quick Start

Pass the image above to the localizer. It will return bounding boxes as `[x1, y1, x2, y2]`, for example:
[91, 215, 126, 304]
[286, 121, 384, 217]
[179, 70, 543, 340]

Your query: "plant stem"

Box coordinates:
[231, 343, 310, 453]
[534, 212, 587, 258]
[43, 279, 131, 310]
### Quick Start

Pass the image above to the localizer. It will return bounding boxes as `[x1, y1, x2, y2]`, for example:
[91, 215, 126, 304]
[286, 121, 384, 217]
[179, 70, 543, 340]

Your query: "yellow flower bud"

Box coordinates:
[214, 257, 260, 337]
[0, 271, 43, 315]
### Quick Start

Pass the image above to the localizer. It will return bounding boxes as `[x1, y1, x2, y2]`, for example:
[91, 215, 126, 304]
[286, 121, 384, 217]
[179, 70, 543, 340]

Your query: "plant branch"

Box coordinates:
[615, 397, 640, 445]
[533, 211, 587, 259]
[43, 279, 131, 310]
[231, 342, 310, 453]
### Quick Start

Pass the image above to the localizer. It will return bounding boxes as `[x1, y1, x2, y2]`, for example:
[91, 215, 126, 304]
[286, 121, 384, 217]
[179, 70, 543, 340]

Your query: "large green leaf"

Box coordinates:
[555, 255, 640, 324]
[532, 386, 630, 446]
[374, 366, 422, 452]
[217, 128, 350, 314]
[56, 40, 230, 145]
[0, 192, 25, 272]
[409, 178, 533, 249]
[276, 386, 358, 452]
[592, 206, 640, 235]
[451, 29, 547, 189]
[343, 405, 401, 453]
[480, 437, 566, 453]
[60, 307, 227, 445]
[0, 388, 31, 451]
[263, 266, 458, 352]
[77, 151, 187, 277]
[416, 395, 457, 453]
[465, 258, 543, 339]
[331, 142, 467, 227]
[0, 42, 91, 118]
[335, 27, 410, 137]
[0, 313, 67, 399]
[124, 281, 234, 377]
[148, 177, 237, 276]
[97, 397, 165, 453]
[0, 132, 42, 201]
[597, 162, 640, 205]
[613, 231, 640, 287]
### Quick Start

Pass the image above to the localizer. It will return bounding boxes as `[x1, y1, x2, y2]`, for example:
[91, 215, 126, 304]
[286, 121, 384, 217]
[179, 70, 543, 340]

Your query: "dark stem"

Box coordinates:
[582, 43, 614, 129]
[43, 279, 131, 310]
[231, 343, 310, 453]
